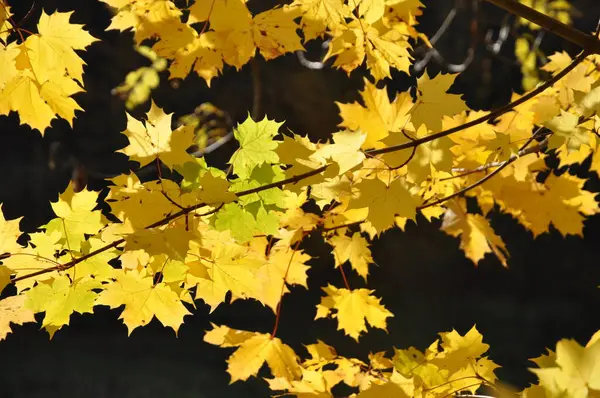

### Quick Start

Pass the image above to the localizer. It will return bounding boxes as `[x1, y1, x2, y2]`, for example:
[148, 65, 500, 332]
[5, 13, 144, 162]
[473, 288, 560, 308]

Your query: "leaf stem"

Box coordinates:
[271, 239, 302, 339]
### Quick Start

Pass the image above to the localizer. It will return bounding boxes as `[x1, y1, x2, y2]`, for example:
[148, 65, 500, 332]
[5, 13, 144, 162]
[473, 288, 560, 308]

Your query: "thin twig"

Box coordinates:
[419, 131, 546, 210]
[191, 131, 234, 157]
[339, 265, 351, 290]
[271, 238, 303, 339]
[446, 133, 546, 179]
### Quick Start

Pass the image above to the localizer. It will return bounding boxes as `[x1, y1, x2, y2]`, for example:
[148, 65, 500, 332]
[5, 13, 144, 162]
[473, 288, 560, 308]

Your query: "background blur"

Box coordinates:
[1, 0, 600, 396]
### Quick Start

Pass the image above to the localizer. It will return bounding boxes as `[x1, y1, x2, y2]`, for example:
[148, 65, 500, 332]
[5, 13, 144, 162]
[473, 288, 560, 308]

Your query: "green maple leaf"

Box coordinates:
[215, 203, 257, 242]
[229, 115, 282, 179]
[255, 206, 279, 236]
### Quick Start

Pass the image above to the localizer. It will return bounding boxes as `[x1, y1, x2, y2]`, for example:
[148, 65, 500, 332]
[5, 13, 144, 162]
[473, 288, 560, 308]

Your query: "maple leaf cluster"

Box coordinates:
[99, 0, 424, 84]
[0, 5, 97, 132]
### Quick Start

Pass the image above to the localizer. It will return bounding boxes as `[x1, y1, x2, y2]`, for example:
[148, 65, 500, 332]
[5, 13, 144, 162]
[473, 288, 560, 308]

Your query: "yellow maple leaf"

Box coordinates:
[119, 100, 196, 169]
[290, 0, 349, 41]
[25, 275, 100, 336]
[531, 95, 561, 124]
[328, 232, 373, 280]
[382, 125, 455, 184]
[431, 326, 491, 373]
[24, 10, 98, 84]
[530, 338, 600, 396]
[337, 79, 413, 149]
[544, 110, 590, 152]
[254, 243, 311, 312]
[383, 0, 424, 35]
[125, 227, 194, 262]
[252, 6, 304, 61]
[2, 72, 82, 133]
[165, 31, 224, 85]
[0, 266, 9, 295]
[479, 172, 598, 237]
[107, 176, 181, 228]
[313, 130, 366, 174]
[410, 72, 467, 133]
[444, 111, 496, 162]
[315, 284, 393, 341]
[353, 0, 384, 24]
[326, 26, 365, 72]
[187, 240, 264, 311]
[441, 201, 508, 267]
[348, 177, 419, 234]
[69, 238, 119, 282]
[0, 203, 22, 257]
[204, 324, 302, 382]
[189, 0, 302, 70]
[0, 42, 20, 90]
[0, 295, 35, 341]
[326, 20, 412, 81]
[95, 269, 191, 335]
[2, 230, 62, 292]
[188, 0, 249, 26]
[365, 25, 412, 80]
[45, 183, 105, 252]
[0, 10, 97, 133]
[542, 52, 595, 107]
[102, 0, 182, 42]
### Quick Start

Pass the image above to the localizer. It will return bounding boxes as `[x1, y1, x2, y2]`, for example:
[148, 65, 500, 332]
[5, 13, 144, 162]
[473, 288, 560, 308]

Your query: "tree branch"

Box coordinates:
[366, 50, 587, 157]
[10, 164, 329, 283]
[484, 0, 600, 54]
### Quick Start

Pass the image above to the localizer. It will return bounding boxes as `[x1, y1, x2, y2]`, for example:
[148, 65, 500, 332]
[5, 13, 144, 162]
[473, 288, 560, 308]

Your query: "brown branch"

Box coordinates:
[320, 133, 547, 232]
[484, 0, 600, 54]
[339, 265, 351, 290]
[11, 164, 329, 283]
[446, 133, 546, 179]
[321, 220, 363, 232]
[366, 51, 587, 157]
[418, 131, 546, 210]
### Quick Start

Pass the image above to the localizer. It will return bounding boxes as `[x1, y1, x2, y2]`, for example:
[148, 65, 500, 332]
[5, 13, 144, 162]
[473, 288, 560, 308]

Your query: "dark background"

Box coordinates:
[1, 0, 600, 397]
